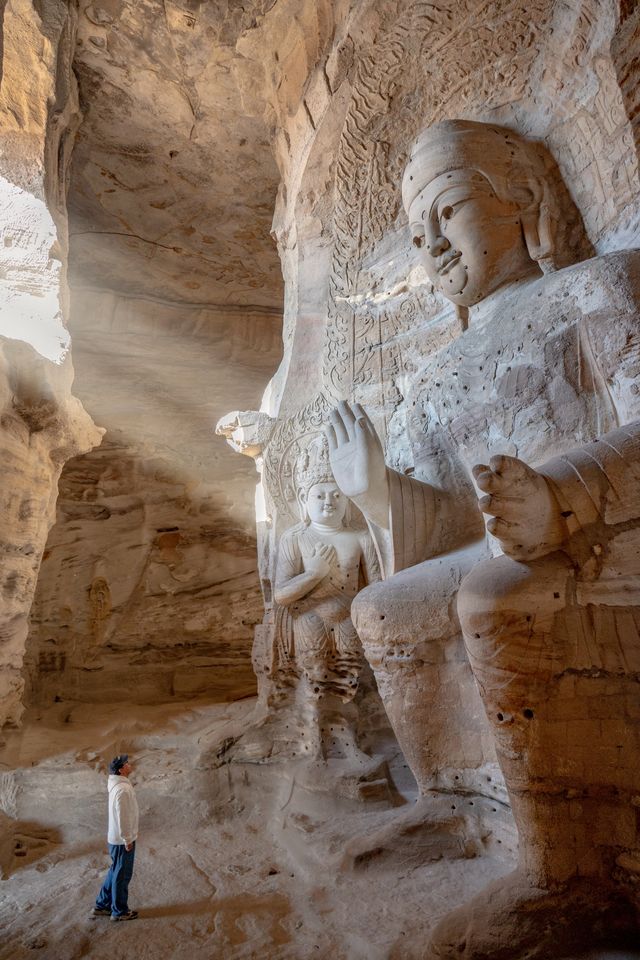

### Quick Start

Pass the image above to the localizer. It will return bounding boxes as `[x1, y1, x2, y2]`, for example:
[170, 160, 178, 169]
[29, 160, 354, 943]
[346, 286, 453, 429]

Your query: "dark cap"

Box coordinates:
[109, 754, 129, 775]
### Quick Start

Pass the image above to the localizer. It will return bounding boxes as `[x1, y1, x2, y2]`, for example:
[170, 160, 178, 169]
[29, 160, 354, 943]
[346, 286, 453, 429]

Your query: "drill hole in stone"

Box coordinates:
[523, 708, 534, 720]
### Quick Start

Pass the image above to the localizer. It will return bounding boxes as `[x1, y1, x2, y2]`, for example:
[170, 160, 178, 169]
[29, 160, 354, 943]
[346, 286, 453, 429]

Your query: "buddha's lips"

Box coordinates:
[437, 252, 462, 276]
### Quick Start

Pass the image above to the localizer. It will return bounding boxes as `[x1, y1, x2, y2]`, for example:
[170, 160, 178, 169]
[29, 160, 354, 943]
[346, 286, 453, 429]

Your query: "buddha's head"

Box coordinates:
[402, 120, 561, 308]
[295, 436, 348, 528]
[302, 481, 348, 528]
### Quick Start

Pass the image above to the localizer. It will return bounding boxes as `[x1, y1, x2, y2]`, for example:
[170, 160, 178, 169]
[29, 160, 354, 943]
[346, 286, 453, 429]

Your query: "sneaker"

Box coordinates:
[110, 910, 138, 922]
[90, 907, 111, 918]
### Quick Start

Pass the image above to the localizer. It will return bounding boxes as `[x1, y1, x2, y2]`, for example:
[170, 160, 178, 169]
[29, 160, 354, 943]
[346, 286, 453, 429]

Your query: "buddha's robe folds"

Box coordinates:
[275, 522, 380, 700]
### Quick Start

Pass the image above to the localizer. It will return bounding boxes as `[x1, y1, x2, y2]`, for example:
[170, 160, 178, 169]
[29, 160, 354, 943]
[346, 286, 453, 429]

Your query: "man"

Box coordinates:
[91, 754, 139, 922]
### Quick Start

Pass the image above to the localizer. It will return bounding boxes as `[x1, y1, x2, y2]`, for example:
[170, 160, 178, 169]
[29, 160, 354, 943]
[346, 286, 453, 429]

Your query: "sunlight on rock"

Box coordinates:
[0, 176, 68, 363]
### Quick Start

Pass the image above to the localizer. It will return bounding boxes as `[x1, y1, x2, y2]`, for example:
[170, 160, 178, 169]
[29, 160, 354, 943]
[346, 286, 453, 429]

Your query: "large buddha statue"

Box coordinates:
[327, 120, 640, 955]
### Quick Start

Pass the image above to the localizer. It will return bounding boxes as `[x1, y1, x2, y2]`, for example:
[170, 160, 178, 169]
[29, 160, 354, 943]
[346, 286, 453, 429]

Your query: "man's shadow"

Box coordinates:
[140, 898, 215, 918]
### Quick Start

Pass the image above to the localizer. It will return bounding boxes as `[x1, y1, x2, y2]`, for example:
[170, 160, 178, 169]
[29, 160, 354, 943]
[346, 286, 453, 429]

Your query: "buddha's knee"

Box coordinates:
[352, 562, 459, 647]
[351, 579, 392, 644]
[458, 552, 574, 684]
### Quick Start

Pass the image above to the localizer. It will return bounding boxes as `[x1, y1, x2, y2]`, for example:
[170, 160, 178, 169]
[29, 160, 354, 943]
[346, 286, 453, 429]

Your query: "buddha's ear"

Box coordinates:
[519, 176, 557, 270]
[296, 488, 309, 524]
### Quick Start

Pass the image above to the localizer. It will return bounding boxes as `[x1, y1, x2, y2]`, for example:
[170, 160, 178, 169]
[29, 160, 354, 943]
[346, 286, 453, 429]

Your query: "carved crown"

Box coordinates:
[294, 435, 334, 494]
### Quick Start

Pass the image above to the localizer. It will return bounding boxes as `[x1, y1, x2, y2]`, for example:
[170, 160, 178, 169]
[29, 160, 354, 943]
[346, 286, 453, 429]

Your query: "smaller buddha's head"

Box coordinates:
[295, 436, 347, 528]
[303, 481, 348, 528]
[402, 120, 562, 308]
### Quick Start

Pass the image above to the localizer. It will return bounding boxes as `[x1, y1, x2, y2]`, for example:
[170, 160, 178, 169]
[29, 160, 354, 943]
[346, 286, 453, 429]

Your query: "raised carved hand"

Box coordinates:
[325, 401, 389, 528]
[473, 455, 567, 561]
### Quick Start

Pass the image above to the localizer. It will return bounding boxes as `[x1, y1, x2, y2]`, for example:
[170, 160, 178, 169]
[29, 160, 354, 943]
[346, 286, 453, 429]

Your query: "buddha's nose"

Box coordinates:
[427, 232, 450, 257]
[423, 216, 450, 258]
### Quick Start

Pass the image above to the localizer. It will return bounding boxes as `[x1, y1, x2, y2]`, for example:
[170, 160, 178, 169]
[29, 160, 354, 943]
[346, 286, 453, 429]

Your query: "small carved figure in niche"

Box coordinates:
[328, 120, 640, 956]
[274, 436, 380, 759]
[89, 576, 111, 642]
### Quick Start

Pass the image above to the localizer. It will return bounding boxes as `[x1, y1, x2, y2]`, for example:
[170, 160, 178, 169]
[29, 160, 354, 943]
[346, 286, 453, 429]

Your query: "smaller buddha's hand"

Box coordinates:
[325, 401, 389, 528]
[473, 455, 567, 561]
[303, 543, 336, 579]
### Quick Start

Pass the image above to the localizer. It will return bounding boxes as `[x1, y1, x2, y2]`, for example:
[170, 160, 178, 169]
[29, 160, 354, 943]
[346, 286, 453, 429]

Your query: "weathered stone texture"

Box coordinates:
[15, 1, 289, 714]
[0, 1, 101, 728]
[68, 0, 286, 308]
[24, 290, 282, 707]
[611, 1, 640, 158]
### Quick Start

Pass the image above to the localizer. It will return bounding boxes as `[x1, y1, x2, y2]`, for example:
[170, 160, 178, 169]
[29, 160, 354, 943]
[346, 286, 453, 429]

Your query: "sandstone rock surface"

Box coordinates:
[20, 1, 288, 711]
[69, 0, 286, 308]
[24, 291, 282, 708]
[0, 0, 102, 728]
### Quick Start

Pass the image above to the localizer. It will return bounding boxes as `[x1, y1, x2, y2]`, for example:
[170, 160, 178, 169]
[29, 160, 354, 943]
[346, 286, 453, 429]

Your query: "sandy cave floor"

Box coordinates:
[0, 699, 638, 960]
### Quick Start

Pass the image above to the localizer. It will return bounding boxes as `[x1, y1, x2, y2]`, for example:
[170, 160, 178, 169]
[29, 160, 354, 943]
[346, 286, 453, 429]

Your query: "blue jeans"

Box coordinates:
[96, 842, 135, 916]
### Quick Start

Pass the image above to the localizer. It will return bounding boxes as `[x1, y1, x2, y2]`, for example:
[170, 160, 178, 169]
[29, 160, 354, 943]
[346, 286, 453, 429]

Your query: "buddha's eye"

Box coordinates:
[441, 205, 454, 221]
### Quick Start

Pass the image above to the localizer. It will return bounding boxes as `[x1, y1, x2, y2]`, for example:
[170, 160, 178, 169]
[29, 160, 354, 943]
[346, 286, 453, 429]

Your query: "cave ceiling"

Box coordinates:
[68, 0, 284, 309]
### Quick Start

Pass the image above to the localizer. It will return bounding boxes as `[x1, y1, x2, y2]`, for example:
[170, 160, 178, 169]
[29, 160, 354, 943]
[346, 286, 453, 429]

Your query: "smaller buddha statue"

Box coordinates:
[274, 437, 380, 759]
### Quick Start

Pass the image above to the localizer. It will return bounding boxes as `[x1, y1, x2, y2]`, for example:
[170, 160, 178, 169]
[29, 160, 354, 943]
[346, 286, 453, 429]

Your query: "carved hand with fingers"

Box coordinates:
[303, 543, 336, 580]
[325, 401, 389, 528]
[473, 455, 568, 561]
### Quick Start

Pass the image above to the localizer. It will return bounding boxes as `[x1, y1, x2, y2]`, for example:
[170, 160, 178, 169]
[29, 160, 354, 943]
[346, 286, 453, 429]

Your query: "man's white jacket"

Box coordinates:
[107, 775, 139, 846]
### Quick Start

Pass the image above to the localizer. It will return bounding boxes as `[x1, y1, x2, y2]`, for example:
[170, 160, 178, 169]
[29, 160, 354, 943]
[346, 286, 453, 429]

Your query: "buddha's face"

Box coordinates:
[408, 168, 536, 307]
[304, 482, 347, 527]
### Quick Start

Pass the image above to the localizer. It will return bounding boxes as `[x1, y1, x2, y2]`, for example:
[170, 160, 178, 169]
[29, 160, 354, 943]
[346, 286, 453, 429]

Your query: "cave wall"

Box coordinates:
[23, 290, 282, 707]
[19, 0, 289, 712]
[0, 0, 101, 728]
